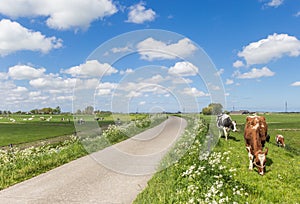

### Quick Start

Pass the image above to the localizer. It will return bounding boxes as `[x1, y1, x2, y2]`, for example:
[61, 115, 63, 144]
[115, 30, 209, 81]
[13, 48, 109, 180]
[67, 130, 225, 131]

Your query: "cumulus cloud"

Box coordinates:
[225, 79, 234, 85]
[168, 61, 198, 77]
[29, 76, 76, 90]
[96, 82, 118, 96]
[0, 0, 118, 30]
[291, 81, 300, 86]
[126, 2, 156, 24]
[8, 65, 46, 80]
[12, 86, 28, 93]
[0, 19, 62, 56]
[120, 68, 134, 75]
[136, 38, 197, 61]
[238, 33, 300, 65]
[216, 69, 224, 76]
[61, 60, 118, 78]
[266, 0, 284, 7]
[233, 60, 245, 68]
[234, 66, 275, 79]
[111, 46, 132, 53]
[0, 72, 8, 80]
[183, 87, 209, 97]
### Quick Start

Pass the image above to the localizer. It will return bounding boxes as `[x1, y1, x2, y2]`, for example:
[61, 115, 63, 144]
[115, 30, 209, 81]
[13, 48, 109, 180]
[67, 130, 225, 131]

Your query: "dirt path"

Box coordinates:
[0, 116, 187, 204]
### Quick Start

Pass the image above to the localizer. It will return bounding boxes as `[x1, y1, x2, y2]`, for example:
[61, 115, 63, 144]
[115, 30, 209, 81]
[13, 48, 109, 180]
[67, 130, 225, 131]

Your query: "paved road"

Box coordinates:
[0, 116, 187, 204]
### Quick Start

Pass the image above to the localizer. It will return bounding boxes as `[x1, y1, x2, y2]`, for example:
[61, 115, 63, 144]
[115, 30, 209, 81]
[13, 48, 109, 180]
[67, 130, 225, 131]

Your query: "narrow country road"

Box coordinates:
[0, 116, 187, 204]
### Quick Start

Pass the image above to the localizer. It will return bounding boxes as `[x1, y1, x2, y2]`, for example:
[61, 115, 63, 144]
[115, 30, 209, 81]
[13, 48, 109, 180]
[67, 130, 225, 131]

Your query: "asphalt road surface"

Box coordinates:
[0, 116, 187, 204]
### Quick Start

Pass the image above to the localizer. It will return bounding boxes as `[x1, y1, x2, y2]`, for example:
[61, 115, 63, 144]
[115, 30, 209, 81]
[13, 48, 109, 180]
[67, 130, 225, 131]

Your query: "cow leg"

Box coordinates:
[246, 146, 253, 170]
[223, 127, 228, 140]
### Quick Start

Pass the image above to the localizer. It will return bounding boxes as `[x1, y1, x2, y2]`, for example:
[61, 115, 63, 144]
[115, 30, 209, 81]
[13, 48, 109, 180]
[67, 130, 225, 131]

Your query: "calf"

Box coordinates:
[244, 116, 269, 175]
[216, 113, 237, 140]
[276, 135, 285, 147]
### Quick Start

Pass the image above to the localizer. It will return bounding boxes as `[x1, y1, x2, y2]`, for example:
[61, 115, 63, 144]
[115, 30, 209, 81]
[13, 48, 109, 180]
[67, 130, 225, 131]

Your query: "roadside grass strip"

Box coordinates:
[81, 114, 168, 153]
[0, 136, 87, 190]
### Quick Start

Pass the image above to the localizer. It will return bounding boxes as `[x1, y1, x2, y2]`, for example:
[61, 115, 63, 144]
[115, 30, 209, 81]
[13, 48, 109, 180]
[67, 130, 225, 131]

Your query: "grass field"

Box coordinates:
[0, 113, 150, 147]
[134, 113, 300, 203]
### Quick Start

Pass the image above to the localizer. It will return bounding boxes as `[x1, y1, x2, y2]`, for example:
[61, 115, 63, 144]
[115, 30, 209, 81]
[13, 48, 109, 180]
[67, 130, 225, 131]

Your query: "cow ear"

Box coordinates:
[264, 147, 268, 155]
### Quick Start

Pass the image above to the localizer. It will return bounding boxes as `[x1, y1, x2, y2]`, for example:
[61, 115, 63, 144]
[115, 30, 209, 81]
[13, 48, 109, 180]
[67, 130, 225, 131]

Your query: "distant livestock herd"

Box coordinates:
[217, 113, 285, 176]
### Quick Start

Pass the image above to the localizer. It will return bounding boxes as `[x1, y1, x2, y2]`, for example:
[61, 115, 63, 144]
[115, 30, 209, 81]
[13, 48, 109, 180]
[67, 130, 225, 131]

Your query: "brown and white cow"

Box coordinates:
[276, 134, 285, 147]
[244, 115, 269, 175]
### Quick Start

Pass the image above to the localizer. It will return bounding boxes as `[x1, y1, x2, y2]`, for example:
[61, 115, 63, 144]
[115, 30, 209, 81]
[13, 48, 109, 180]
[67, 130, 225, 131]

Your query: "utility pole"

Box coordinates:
[285, 101, 287, 113]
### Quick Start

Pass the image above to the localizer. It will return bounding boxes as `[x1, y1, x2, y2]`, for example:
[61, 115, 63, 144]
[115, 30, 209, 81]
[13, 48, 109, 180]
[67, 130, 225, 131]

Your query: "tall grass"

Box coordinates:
[0, 136, 87, 190]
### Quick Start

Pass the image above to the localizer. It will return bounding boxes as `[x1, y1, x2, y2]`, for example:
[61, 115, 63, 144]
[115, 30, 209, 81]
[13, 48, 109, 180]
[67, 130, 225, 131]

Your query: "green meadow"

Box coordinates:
[134, 113, 300, 203]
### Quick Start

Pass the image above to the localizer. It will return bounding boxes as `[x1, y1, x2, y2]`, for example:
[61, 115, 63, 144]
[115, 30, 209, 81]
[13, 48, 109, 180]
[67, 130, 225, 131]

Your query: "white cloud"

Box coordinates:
[29, 76, 76, 90]
[295, 11, 300, 17]
[238, 33, 300, 65]
[216, 69, 224, 76]
[0, 72, 8, 80]
[12, 86, 28, 93]
[168, 61, 198, 77]
[56, 96, 73, 101]
[96, 82, 117, 96]
[0, 0, 118, 30]
[137, 38, 197, 61]
[126, 2, 156, 24]
[183, 87, 209, 97]
[29, 91, 41, 97]
[266, 0, 284, 7]
[291, 81, 300, 86]
[143, 74, 165, 84]
[120, 68, 134, 75]
[0, 19, 62, 56]
[61, 60, 118, 78]
[225, 79, 234, 85]
[139, 101, 146, 105]
[233, 60, 244, 68]
[111, 46, 132, 53]
[208, 83, 221, 91]
[235, 67, 275, 79]
[8, 65, 46, 80]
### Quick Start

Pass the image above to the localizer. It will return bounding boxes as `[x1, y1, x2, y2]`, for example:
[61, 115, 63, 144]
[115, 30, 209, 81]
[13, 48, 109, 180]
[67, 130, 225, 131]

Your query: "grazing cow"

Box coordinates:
[276, 135, 285, 147]
[244, 115, 269, 175]
[216, 113, 237, 140]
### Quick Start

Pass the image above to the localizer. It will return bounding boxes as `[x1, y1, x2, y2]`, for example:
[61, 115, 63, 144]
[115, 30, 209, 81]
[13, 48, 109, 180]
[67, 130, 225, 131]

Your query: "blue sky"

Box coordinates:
[0, 0, 300, 113]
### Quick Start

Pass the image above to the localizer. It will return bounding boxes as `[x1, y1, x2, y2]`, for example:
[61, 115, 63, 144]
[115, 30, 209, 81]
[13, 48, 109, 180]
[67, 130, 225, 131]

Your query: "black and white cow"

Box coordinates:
[216, 113, 237, 140]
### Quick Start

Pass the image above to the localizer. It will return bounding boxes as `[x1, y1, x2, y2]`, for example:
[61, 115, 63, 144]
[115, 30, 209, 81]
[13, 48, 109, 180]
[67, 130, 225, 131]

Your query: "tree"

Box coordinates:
[53, 106, 61, 114]
[84, 106, 94, 115]
[202, 106, 212, 115]
[41, 107, 53, 114]
[202, 103, 223, 115]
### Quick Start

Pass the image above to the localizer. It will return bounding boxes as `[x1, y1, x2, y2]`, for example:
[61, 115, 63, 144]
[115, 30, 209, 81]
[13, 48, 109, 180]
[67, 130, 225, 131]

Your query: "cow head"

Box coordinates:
[253, 148, 268, 175]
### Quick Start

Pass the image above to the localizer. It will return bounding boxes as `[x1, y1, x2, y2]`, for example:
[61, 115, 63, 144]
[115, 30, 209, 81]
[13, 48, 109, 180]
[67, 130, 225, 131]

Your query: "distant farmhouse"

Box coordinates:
[230, 110, 253, 115]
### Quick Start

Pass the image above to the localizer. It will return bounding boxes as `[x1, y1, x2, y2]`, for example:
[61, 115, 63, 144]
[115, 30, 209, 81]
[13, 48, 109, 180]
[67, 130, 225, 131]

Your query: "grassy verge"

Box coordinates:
[134, 114, 300, 203]
[0, 137, 87, 190]
[81, 114, 168, 153]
